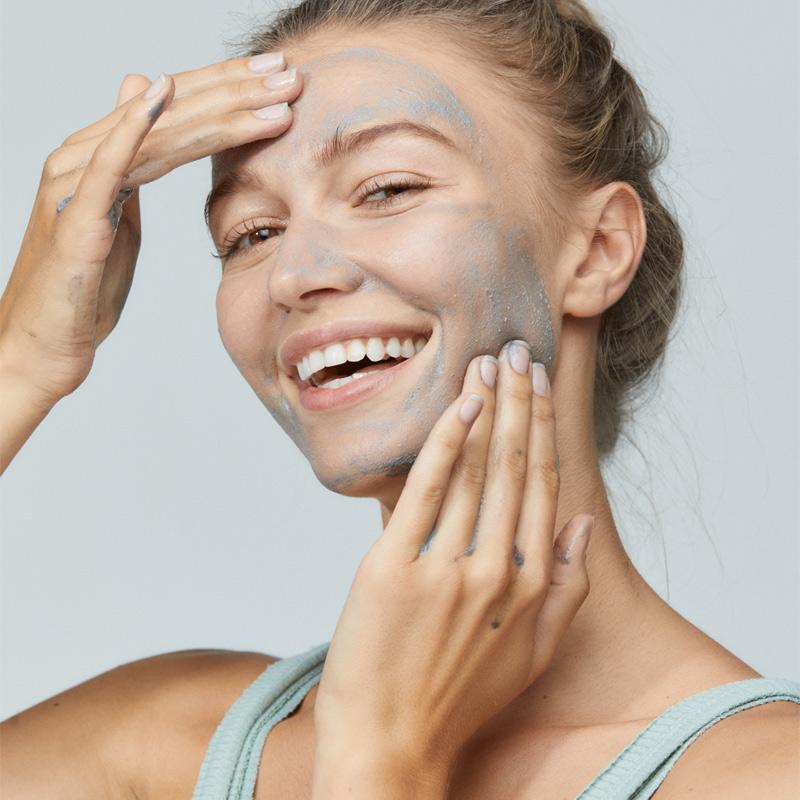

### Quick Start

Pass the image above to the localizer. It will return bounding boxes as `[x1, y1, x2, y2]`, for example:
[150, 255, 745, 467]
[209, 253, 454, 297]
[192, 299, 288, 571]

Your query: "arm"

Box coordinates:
[655, 701, 800, 799]
[0, 349, 58, 476]
[0, 648, 276, 799]
[311, 744, 451, 800]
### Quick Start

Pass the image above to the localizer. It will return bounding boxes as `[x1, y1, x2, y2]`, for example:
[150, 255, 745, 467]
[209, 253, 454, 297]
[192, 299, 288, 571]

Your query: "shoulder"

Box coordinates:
[0, 648, 278, 800]
[655, 699, 800, 799]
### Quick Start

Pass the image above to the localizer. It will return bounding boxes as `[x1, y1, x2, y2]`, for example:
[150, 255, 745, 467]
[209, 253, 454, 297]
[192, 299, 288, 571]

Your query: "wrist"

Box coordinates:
[0, 347, 59, 475]
[0, 338, 62, 412]
[311, 743, 451, 800]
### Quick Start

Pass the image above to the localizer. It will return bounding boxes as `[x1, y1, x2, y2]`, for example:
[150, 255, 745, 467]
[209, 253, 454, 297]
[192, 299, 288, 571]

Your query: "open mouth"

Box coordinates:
[294, 335, 429, 390]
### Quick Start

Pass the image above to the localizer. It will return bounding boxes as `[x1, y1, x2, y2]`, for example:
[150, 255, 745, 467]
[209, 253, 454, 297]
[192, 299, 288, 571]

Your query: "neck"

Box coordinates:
[376, 317, 732, 732]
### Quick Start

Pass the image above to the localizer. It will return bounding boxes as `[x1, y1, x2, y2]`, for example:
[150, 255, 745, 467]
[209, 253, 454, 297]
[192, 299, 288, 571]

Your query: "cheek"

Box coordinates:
[355, 200, 496, 307]
[215, 276, 273, 370]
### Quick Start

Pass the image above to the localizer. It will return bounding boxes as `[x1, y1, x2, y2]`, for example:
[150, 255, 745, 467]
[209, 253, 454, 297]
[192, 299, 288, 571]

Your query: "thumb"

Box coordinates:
[525, 514, 594, 685]
[116, 73, 153, 107]
[110, 73, 153, 236]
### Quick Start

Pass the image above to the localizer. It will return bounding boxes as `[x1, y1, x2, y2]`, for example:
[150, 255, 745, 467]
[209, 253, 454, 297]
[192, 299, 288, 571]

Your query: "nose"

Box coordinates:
[268, 223, 365, 312]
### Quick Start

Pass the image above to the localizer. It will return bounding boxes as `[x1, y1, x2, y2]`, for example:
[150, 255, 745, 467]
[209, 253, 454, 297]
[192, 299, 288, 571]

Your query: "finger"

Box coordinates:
[65, 74, 173, 226]
[112, 74, 152, 236]
[470, 340, 533, 571]
[381, 391, 485, 564]
[62, 77, 301, 196]
[515, 362, 560, 578]
[526, 515, 593, 684]
[63, 53, 288, 146]
[427, 354, 498, 561]
[48, 65, 303, 195]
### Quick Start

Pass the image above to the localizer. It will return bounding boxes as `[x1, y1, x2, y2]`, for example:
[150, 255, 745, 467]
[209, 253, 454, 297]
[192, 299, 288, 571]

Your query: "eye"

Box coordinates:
[357, 174, 433, 209]
[212, 219, 280, 263]
[213, 175, 433, 263]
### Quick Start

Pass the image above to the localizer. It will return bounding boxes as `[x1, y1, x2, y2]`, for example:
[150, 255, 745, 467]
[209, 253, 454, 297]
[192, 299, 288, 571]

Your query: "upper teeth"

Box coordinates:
[294, 335, 428, 382]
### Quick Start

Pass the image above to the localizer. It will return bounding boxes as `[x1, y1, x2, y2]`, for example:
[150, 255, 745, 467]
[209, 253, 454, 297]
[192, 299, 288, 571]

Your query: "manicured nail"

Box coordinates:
[532, 362, 549, 397]
[479, 356, 498, 388]
[506, 340, 530, 375]
[561, 516, 594, 564]
[253, 102, 289, 119]
[248, 52, 284, 72]
[144, 73, 167, 99]
[459, 393, 484, 424]
[265, 67, 297, 89]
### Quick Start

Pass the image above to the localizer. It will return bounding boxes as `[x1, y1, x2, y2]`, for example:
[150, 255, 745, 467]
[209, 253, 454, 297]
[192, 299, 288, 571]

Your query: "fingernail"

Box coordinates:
[265, 67, 297, 89]
[253, 102, 289, 119]
[563, 516, 594, 563]
[459, 393, 484, 425]
[532, 362, 549, 397]
[506, 340, 530, 375]
[479, 356, 498, 388]
[248, 51, 284, 72]
[144, 73, 167, 99]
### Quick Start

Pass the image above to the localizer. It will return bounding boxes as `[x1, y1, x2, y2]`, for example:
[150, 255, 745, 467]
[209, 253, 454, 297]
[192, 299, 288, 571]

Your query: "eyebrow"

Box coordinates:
[204, 119, 457, 232]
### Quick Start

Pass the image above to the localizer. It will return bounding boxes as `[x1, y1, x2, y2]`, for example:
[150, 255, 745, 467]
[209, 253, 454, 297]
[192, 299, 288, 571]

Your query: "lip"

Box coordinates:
[293, 345, 426, 412]
[279, 319, 432, 375]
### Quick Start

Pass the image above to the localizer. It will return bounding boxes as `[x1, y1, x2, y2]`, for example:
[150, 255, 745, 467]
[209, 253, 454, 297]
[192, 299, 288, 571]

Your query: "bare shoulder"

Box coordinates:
[0, 648, 278, 800]
[655, 700, 800, 799]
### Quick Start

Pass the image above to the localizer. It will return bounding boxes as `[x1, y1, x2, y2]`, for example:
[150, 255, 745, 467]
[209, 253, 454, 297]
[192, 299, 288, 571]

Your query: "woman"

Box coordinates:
[1, 1, 797, 798]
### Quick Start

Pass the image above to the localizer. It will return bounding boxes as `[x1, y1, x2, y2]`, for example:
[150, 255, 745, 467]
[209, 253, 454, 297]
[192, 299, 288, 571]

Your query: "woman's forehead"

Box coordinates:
[212, 42, 501, 181]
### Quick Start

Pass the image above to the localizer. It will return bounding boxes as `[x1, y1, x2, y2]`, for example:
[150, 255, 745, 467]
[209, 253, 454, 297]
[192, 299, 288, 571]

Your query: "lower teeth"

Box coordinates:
[318, 370, 383, 390]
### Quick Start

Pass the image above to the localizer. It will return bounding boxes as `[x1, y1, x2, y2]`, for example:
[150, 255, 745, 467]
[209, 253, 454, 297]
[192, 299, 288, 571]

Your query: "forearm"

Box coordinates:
[0, 356, 56, 475]
[310, 745, 450, 800]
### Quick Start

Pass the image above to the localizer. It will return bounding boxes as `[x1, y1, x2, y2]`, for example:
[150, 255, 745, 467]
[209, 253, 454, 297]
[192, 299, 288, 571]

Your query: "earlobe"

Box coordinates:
[561, 182, 646, 318]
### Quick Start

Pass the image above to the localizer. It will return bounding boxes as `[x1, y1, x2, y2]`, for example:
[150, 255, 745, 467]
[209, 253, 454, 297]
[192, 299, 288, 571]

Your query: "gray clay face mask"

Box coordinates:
[212, 43, 555, 498]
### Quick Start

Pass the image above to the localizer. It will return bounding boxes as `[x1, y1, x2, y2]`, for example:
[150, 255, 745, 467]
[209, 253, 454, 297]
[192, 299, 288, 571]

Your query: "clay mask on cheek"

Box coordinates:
[318, 214, 555, 496]
[233, 45, 554, 498]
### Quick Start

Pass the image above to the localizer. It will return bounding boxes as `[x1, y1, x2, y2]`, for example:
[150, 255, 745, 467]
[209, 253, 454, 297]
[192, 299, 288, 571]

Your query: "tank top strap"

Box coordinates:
[575, 676, 800, 799]
[192, 641, 330, 800]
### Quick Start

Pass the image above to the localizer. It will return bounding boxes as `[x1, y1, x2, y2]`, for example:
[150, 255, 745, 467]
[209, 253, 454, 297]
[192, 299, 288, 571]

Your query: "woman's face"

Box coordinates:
[209, 26, 558, 504]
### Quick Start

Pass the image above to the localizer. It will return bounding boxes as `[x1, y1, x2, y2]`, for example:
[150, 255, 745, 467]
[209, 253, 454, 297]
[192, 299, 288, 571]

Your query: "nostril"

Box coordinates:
[298, 288, 340, 303]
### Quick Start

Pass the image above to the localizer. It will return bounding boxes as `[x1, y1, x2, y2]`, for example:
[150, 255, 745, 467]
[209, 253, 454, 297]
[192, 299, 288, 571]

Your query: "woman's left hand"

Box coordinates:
[312, 340, 594, 791]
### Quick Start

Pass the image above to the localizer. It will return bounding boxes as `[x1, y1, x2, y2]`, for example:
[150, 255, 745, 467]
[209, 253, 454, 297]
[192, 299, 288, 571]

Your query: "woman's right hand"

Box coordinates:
[0, 52, 301, 408]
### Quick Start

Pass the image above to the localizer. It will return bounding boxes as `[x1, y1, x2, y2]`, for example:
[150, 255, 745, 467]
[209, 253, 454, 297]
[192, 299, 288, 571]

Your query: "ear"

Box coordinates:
[561, 182, 646, 318]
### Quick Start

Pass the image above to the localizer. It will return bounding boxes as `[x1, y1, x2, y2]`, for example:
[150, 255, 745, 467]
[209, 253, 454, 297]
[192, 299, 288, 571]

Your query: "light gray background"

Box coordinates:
[1, 1, 798, 720]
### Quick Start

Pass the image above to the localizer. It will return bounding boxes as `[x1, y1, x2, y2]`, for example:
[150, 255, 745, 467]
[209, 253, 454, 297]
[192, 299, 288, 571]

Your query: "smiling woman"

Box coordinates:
[1, 0, 798, 799]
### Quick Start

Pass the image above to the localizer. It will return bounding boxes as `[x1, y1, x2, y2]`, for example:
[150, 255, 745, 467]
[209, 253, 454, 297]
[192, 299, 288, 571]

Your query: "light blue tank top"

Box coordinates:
[192, 641, 800, 799]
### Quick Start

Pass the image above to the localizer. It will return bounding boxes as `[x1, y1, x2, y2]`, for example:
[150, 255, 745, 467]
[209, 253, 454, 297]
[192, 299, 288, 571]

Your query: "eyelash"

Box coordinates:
[213, 175, 434, 262]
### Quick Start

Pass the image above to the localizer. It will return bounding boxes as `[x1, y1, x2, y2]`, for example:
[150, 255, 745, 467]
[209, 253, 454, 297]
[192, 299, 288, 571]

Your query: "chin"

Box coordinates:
[310, 448, 419, 504]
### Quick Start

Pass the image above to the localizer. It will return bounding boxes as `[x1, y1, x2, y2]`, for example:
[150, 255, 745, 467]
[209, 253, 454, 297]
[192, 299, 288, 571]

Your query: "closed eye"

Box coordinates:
[212, 175, 433, 263]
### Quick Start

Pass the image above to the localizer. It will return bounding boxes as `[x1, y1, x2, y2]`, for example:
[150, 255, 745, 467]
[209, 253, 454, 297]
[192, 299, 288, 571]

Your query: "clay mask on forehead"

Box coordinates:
[234, 45, 554, 495]
[265, 46, 485, 176]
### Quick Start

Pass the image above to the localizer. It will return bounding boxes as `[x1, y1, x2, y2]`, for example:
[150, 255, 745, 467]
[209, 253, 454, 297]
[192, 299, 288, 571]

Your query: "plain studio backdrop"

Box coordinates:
[1, 1, 798, 720]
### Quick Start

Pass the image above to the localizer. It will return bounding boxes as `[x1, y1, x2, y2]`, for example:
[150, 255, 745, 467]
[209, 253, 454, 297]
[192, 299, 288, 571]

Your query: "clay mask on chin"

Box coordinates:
[230, 47, 554, 496]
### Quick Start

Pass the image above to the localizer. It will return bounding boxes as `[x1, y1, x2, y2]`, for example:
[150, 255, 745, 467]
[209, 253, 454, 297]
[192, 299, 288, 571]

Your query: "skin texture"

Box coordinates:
[2, 22, 796, 800]
[209, 35, 555, 502]
[206, 21, 772, 796]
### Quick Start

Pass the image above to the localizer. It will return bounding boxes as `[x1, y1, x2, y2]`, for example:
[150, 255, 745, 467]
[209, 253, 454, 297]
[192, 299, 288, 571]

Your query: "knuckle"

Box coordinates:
[506, 380, 532, 403]
[434, 428, 464, 456]
[531, 459, 560, 492]
[532, 394, 556, 423]
[220, 57, 240, 81]
[468, 558, 512, 593]
[575, 571, 591, 598]
[519, 570, 549, 601]
[42, 149, 67, 182]
[452, 458, 486, 489]
[232, 78, 254, 103]
[497, 445, 528, 481]
[414, 480, 446, 508]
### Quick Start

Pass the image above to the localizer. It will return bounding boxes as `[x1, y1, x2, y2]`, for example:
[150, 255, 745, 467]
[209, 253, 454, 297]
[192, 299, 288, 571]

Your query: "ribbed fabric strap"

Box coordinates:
[192, 641, 330, 800]
[575, 676, 800, 799]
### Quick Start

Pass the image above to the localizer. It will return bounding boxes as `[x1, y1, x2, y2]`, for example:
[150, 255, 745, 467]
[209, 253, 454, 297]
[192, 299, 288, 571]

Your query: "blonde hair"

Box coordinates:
[227, 0, 685, 459]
